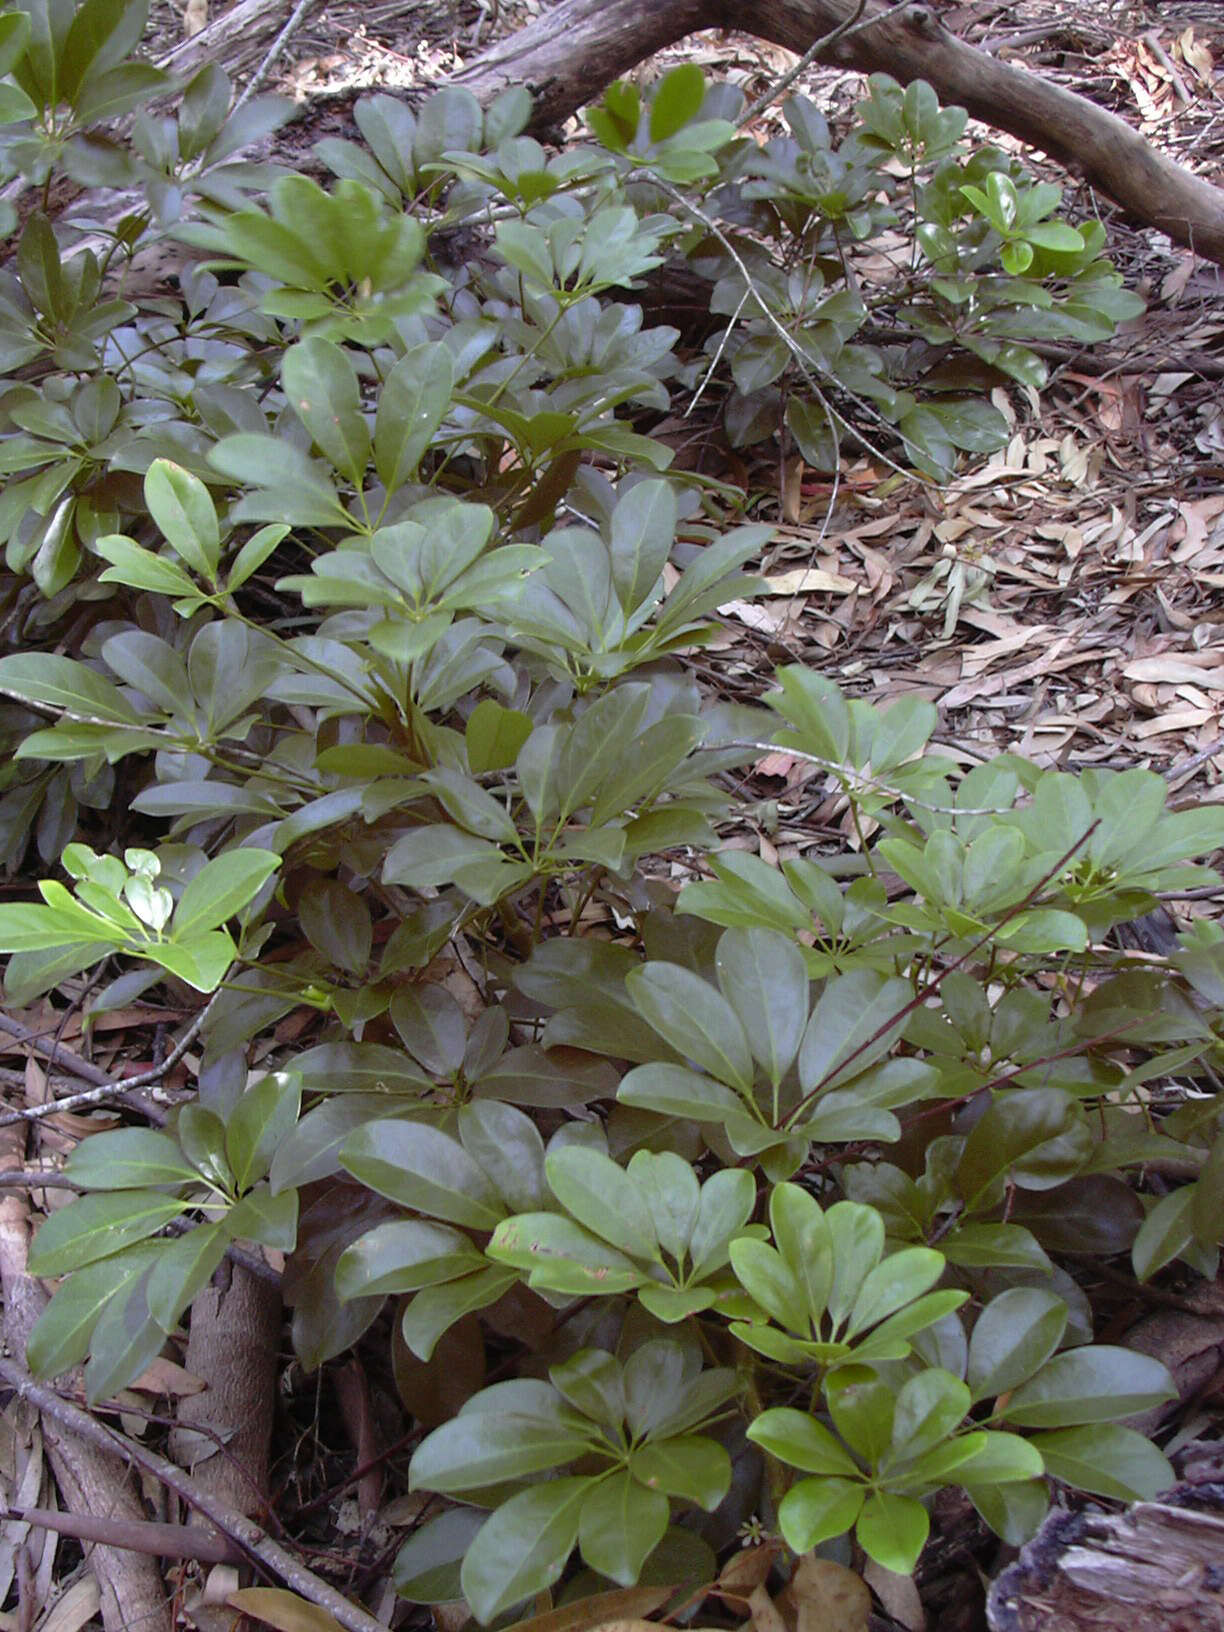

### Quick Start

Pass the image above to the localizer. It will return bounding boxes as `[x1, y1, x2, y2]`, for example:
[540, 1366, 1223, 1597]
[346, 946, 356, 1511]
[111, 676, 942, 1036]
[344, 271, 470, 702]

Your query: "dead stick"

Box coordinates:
[0, 1357, 388, 1632]
[4, 1506, 244, 1565]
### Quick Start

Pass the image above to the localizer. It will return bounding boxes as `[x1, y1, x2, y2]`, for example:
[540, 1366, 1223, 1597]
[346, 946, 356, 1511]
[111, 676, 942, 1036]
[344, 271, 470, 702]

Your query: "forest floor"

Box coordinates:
[7, 2, 1224, 1630]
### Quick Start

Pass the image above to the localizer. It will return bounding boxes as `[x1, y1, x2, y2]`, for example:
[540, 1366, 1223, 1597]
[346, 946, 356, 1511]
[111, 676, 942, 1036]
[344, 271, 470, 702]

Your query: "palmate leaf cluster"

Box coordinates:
[0, 8, 1215, 1620]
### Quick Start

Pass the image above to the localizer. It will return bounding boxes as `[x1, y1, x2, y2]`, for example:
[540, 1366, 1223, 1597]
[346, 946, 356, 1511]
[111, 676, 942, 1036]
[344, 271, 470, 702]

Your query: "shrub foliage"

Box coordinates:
[0, 2, 1217, 1619]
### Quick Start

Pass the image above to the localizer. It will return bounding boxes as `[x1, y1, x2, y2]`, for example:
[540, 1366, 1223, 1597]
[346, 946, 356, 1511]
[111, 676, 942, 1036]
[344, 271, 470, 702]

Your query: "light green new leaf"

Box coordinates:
[746, 1408, 859, 1477]
[777, 1477, 864, 1554]
[172, 849, 279, 939]
[855, 1491, 929, 1574]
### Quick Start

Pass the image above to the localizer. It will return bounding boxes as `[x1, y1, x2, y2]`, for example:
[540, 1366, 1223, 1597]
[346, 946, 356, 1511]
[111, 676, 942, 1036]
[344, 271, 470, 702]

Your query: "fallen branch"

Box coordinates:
[0, 1356, 390, 1632]
[449, 0, 1224, 266]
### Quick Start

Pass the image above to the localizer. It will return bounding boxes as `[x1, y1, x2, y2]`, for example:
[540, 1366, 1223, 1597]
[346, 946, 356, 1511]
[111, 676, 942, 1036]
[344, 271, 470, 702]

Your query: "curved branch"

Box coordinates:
[451, 0, 1224, 266]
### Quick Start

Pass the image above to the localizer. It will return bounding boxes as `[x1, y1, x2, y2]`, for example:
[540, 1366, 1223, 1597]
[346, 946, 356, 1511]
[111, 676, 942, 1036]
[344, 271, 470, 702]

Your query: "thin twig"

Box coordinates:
[230, 0, 316, 115]
[0, 994, 218, 1129]
[785, 820, 1102, 1127]
[0, 1169, 79, 1189]
[737, 0, 868, 128]
[0, 1357, 388, 1632]
[712, 739, 1016, 816]
[640, 170, 920, 483]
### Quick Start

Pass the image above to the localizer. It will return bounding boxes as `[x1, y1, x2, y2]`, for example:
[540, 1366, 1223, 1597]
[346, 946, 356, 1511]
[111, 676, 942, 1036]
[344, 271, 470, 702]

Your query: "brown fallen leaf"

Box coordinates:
[862, 1559, 924, 1631]
[504, 1589, 673, 1632]
[780, 1555, 871, 1632]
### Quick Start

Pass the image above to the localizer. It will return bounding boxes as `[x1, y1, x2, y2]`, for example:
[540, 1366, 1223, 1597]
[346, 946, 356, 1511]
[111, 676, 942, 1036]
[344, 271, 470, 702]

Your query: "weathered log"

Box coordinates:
[449, 0, 1224, 267]
[987, 1483, 1224, 1631]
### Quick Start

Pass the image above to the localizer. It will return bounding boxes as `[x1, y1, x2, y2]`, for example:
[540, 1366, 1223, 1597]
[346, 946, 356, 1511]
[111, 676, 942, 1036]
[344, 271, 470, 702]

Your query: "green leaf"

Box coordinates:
[466, 699, 533, 774]
[625, 1149, 699, 1265]
[649, 63, 705, 143]
[855, 1491, 929, 1574]
[172, 849, 279, 939]
[94, 534, 202, 601]
[410, 1389, 591, 1492]
[143, 460, 220, 583]
[146, 1222, 228, 1330]
[83, 1268, 165, 1403]
[64, 1128, 198, 1190]
[225, 1072, 301, 1193]
[0, 11, 30, 80]
[225, 1186, 298, 1249]
[965, 1478, 1049, 1546]
[688, 1167, 757, 1280]
[28, 1191, 187, 1276]
[457, 1101, 548, 1215]
[777, 1477, 864, 1554]
[629, 1436, 730, 1510]
[939, 1223, 1052, 1272]
[888, 1368, 970, 1464]
[341, 1120, 505, 1229]
[846, 1247, 944, 1339]
[1133, 1187, 1197, 1282]
[1001, 1346, 1176, 1428]
[825, 1203, 885, 1331]
[955, 1087, 1091, 1208]
[282, 337, 371, 484]
[486, 1212, 643, 1295]
[967, 1287, 1068, 1402]
[1031, 1424, 1173, 1502]
[460, 1478, 588, 1624]
[825, 1366, 895, 1464]
[617, 1064, 744, 1125]
[746, 1408, 859, 1477]
[544, 1146, 657, 1261]
[944, 1431, 1043, 1487]
[580, 1472, 668, 1587]
[393, 1508, 487, 1603]
[26, 1245, 161, 1378]
[607, 477, 675, 615]
[729, 1239, 807, 1333]
[715, 927, 808, 1087]
[375, 342, 454, 494]
[798, 970, 911, 1092]
[400, 1265, 519, 1362]
[0, 653, 143, 724]
[335, 1219, 484, 1298]
[626, 962, 754, 1091]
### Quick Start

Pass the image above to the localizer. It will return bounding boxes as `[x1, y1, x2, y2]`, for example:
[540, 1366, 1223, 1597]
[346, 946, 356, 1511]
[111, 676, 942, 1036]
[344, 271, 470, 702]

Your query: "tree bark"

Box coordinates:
[450, 0, 1224, 267]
